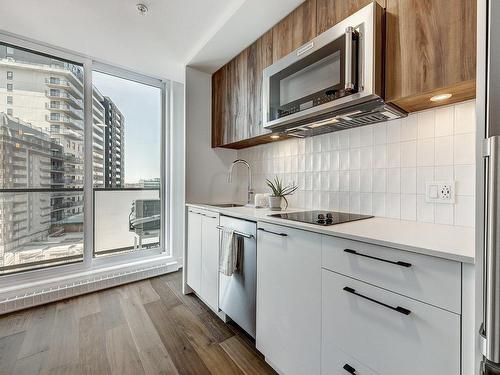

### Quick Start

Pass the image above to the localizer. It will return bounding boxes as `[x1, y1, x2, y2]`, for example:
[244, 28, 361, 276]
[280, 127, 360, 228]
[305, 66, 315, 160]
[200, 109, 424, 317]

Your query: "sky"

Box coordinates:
[92, 71, 161, 184]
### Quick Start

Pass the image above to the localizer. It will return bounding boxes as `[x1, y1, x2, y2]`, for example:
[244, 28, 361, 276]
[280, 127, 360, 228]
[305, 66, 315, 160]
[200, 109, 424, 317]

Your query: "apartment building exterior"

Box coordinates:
[0, 45, 123, 265]
[102, 97, 124, 187]
[0, 114, 54, 264]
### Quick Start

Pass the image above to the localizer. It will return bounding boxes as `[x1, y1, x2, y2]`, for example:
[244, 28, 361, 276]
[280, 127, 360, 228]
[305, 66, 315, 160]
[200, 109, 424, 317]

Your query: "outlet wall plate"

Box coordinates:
[425, 181, 456, 204]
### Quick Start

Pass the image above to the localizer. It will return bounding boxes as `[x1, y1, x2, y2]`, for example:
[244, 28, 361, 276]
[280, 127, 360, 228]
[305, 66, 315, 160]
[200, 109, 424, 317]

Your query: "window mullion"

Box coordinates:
[83, 59, 94, 268]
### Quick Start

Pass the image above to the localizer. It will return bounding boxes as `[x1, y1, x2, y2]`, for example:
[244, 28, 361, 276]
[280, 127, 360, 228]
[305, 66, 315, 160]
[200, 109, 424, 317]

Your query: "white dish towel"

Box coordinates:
[219, 227, 239, 276]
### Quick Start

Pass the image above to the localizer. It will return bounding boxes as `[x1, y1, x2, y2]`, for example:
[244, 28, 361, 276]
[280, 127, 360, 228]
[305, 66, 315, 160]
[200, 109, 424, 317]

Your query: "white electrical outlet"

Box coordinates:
[425, 181, 455, 203]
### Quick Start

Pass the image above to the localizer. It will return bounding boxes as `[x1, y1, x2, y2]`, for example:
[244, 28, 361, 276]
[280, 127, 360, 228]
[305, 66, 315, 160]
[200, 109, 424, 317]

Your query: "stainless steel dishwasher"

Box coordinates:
[218, 215, 257, 338]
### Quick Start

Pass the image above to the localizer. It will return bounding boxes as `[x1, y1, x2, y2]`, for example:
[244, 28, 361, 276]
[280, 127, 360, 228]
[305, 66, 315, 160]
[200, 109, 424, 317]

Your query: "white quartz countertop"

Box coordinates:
[186, 203, 475, 264]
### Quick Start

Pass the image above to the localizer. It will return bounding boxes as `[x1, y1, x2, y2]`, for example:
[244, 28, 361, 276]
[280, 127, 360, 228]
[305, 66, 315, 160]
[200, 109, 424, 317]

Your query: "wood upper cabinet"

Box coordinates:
[247, 30, 273, 139]
[385, 0, 476, 112]
[316, 0, 380, 34]
[212, 0, 476, 148]
[272, 0, 317, 62]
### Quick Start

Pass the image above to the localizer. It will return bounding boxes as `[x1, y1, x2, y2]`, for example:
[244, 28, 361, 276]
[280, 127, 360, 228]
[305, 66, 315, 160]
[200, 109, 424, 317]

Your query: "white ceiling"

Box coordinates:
[0, 0, 303, 83]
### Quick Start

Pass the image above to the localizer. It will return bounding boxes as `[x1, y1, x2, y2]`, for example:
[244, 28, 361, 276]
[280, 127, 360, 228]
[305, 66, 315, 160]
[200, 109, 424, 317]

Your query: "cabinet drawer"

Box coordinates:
[322, 236, 461, 313]
[322, 345, 378, 375]
[322, 269, 460, 375]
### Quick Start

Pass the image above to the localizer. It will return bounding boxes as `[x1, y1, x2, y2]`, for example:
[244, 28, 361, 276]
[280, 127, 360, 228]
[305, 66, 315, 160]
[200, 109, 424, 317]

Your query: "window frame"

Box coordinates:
[0, 31, 171, 283]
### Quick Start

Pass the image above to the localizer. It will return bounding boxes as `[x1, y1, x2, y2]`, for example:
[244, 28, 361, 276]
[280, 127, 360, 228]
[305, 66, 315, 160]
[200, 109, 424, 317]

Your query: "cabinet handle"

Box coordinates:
[257, 227, 288, 237]
[343, 364, 357, 374]
[343, 286, 411, 316]
[344, 26, 358, 92]
[344, 249, 412, 268]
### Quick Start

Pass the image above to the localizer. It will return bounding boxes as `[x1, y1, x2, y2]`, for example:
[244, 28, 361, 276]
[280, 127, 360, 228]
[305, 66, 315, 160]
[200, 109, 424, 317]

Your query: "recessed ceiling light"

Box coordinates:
[137, 3, 149, 15]
[430, 93, 452, 102]
[270, 134, 280, 139]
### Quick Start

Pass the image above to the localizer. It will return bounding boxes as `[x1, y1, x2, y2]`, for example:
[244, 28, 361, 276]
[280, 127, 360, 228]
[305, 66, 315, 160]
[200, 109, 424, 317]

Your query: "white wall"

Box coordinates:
[185, 67, 238, 203]
[237, 101, 477, 227]
[170, 81, 185, 261]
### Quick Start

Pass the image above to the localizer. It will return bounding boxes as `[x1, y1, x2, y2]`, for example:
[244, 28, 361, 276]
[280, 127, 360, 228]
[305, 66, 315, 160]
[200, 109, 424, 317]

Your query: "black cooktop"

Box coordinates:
[269, 210, 373, 226]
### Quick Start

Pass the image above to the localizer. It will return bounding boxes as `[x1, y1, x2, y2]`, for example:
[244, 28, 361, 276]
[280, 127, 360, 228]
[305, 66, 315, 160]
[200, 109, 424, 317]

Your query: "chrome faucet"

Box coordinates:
[228, 159, 254, 205]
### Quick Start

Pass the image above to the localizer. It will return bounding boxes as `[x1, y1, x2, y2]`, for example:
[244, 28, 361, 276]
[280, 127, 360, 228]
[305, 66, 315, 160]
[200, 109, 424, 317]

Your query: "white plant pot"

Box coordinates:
[268, 196, 283, 211]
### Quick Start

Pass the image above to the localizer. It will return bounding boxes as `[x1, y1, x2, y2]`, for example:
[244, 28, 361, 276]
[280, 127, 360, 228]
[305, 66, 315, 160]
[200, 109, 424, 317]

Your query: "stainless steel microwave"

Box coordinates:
[262, 2, 405, 137]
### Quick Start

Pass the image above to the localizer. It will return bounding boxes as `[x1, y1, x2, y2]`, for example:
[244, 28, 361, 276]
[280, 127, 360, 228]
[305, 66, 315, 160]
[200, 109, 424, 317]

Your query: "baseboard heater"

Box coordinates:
[0, 262, 174, 315]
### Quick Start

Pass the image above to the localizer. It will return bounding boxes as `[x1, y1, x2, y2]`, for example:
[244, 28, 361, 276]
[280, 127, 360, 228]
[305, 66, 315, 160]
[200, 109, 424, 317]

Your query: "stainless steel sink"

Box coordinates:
[206, 203, 245, 208]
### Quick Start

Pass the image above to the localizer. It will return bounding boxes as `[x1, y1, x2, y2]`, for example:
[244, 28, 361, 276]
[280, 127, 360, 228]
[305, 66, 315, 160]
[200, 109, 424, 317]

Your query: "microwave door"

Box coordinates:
[267, 30, 358, 123]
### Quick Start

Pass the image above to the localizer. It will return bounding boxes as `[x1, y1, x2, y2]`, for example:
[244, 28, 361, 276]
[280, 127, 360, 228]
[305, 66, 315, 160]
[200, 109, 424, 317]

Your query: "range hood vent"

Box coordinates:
[278, 99, 406, 138]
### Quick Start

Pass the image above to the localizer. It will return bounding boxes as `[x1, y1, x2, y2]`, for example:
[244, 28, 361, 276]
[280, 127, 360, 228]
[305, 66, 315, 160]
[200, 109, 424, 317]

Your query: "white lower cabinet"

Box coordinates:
[256, 222, 321, 375]
[186, 210, 202, 293]
[200, 213, 219, 310]
[321, 269, 461, 375]
[186, 208, 220, 311]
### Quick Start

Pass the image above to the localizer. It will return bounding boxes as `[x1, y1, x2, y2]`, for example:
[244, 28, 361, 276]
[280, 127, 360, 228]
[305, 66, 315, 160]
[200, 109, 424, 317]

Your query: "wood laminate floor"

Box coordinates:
[0, 271, 277, 375]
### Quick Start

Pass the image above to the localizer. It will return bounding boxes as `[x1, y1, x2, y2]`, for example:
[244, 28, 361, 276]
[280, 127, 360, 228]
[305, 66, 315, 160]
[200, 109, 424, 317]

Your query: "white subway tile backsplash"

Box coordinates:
[434, 136, 453, 166]
[373, 193, 386, 216]
[360, 193, 373, 215]
[435, 106, 454, 137]
[360, 146, 373, 168]
[401, 194, 417, 220]
[374, 123, 387, 145]
[339, 149, 349, 170]
[237, 101, 476, 227]
[360, 169, 372, 192]
[455, 164, 475, 196]
[454, 195, 475, 227]
[417, 195, 435, 223]
[350, 128, 361, 148]
[349, 170, 361, 192]
[454, 133, 475, 165]
[454, 101, 476, 134]
[401, 168, 417, 194]
[387, 168, 401, 193]
[400, 114, 418, 141]
[360, 126, 373, 147]
[435, 204, 454, 225]
[387, 119, 401, 143]
[339, 171, 349, 191]
[386, 193, 401, 218]
[349, 148, 361, 170]
[400, 141, 417, 167]
[416, 138, 435, 167]
[373, 169, 387, 192]
[417, 166, 434, 194]
[373, 144, 387, 168]
[417, 111, 435, 139]
[387, 143, 401, 168]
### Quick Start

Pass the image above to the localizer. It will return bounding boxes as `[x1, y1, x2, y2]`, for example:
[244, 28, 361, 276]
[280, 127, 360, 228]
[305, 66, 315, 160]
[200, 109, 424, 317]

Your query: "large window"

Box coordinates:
[92, 71, 163, 256]
[0, 40, 166, 275]
[0, 44, 84, 273]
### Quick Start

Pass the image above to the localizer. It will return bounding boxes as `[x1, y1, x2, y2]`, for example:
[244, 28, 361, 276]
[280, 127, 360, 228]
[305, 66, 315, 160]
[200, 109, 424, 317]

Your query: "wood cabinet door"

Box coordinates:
[186, 210, 202, 293]
[316, 0, 375, 34]
[211, 67, 226, 147]
[256, 222, 321, 375]
[272, 0, 317, 62]
[200, 213, 220, 311]
[385, 0, 476, 111]
[247, 30, 273, 139]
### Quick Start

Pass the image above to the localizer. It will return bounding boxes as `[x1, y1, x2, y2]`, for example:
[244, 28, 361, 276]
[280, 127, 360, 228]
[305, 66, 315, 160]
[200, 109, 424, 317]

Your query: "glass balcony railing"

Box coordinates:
[93, 188, 161, 257]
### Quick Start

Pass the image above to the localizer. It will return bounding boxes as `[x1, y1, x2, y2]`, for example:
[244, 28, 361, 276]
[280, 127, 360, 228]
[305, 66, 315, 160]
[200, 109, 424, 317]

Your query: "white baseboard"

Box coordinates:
[0, 260, 180, 315]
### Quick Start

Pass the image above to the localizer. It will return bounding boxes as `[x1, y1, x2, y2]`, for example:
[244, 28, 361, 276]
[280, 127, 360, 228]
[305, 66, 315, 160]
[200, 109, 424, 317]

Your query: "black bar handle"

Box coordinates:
[343, 286, 411, 316]
[344, 249, 412, 268]
[343, 364, 356, 374]
[257, 228, 288, 237]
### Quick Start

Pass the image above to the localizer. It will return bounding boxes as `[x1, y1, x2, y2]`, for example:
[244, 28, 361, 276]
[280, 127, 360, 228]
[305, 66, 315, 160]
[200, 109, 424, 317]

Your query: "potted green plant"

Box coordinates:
[266, 177, 299, 211]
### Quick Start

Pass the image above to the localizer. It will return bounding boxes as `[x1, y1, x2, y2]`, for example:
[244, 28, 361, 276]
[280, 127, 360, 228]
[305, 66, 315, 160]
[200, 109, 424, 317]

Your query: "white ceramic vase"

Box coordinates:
[268, 196, 283, 211]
